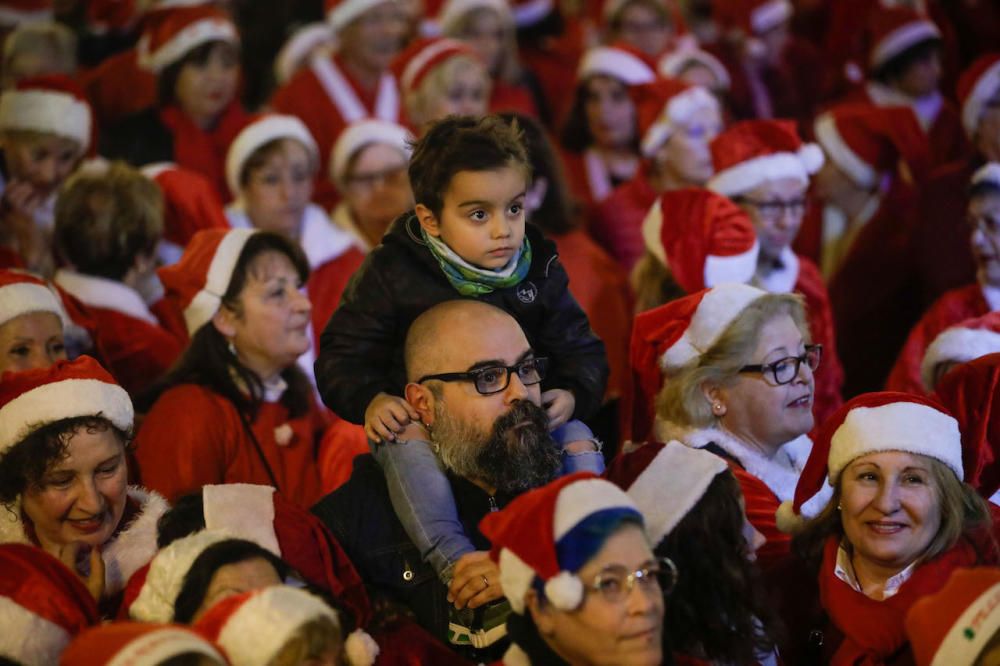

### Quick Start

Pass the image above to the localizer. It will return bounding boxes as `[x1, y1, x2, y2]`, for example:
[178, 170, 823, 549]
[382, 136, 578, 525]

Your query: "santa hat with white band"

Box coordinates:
[330, 119, 413, 189]
[777, 392, 963, 533]
[438, 0, 512, 33]
[0, 74, 92, 152]
[577, 44, 656, 86]
[0, 269, 72, 331]
[958, 54, 1000, 141]
[61, 623, 227, 666]
[867, 5, 941, 72]
[921, 312, 1000, 392]
[714, 0, 792, 36]
[633, 78, 719, 158]
[138, 6, 238, 73]
[391, 37, 483, 99]
[274, 22, 335, 85]
[707, 119, 824, 197]
[326, 0, 397, 33]
[226, 114, 319, 199]
[658, 46, 731, 91]
[480, 473, 643, 614]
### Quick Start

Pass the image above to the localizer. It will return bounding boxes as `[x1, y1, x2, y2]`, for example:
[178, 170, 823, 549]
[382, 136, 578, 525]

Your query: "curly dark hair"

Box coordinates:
[0, 415, 131, 507]
[655, 471, 782, 664]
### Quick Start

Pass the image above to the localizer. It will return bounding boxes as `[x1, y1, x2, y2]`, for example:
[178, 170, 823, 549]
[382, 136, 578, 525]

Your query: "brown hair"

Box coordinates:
[631, 253, 688, 314]
[269, 616, 343, 666]
[238, 137, 319, 190]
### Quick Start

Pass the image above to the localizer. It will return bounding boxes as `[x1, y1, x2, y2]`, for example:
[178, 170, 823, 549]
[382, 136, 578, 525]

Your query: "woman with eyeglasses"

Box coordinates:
[632, 284, 819, 566]
[480, 473, 669, 665]
[706, 119, 843, 426]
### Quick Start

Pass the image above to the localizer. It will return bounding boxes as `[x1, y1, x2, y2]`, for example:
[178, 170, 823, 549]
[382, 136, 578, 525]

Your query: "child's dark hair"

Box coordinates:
[157, 41, 239, 107]
[408, 114, 530, 219]
[872, 37, 941, 87]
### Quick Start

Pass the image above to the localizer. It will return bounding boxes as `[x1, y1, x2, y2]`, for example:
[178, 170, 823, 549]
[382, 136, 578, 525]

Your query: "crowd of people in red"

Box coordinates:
[2, 0, 1000, 664]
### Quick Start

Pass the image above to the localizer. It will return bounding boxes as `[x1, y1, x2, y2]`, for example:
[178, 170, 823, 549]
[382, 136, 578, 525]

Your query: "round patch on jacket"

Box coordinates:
[516, 281, 538, 304]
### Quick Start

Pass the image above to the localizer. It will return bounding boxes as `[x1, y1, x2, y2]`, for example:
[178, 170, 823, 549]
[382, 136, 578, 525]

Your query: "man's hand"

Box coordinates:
[54, 542, 105, 602]
[447, 550, 502, 610]
[364, 392, 420, 442]
[542, 388, 575, 429]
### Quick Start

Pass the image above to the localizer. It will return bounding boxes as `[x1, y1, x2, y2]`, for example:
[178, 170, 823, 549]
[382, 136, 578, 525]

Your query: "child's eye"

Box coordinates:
[8, 345, 30, 358]
[508, 203, 523, 216]
[469, 210, 488, 222]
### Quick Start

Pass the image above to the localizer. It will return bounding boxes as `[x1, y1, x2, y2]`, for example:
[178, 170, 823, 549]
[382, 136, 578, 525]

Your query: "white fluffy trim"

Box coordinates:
[0, 89, 90, 151]
[641, 86, 718, 157]
[344, 629, 380, 666]
[274, 23, 335, 85]
[972, 162, 1000, 190]
[553, 478, 637, 540]
[962, 60, 1000, 139]
[544, 571, 584, 611]
[202, 483, 280, 556]
[577, 46, 655, 86]
[330, 119, 413, 187]
[107, 627, 226, 665]
[814, 112, 877, 189]
[183, 228, 256, 336]
[498, 548, 535, 614]
[774, 483, 833, 534]
[139, 18, 239, 73]
[708, 145, 822, 196]
[870, 20, 941, 69]
[932, 581, 1000, 666]
[921, 326, 1000, 391]
[439, 0, 512, 33]
[751, 0, 792, 34]
[0, 596, 70, 666]
[658, 47, 731, 90]
[511, 0, 552, 27]
[0, 280, 67, 329]
[327, 0, 391, 31]
[226, 115, 318, 197]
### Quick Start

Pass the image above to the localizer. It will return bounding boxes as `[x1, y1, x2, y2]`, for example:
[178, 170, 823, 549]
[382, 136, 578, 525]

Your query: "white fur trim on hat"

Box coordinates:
[0, 6, 52, 27]
[814, 113, 877, 189]
[552, 478, 638, 540]
[962, 61, 1000, 139]
[0, 596, 71, 666]
[543, 571, 584, 611]
[497, 548, 536, 614]
[439, 0, 511, 33]
[0, 280, 68, 329]
[511, 0, 551, 26]
[751, 0, 792, 34]
[139, 18, 239, 73]
[708, 144, 824, 195]
[327, 0, 396, 32]
[227, 115, 318, 198]
[183, 228, 256, 335]
[107, 627, 226, 666]
[215, 587, 340, 665]
[828, 402, 963, 484]
[578, 46, 655, 86]
[972, 162, 1000, 190]
[661, 283, 766, 371]
[0, 378, 133, 455]
[203, 484, 281, 556]
[775, 482, 835, 534]
[627, 441, 728, 546]
[0, 89, 90, 151]
[330, 119, 412, 187]
[921, 327, 1000, 391]
[274, 23, 335, 85]
[658, 48, 731, 90]
[704, 241, 760, 287]
[870, 19, 941, 69]
[641, 86, 718, 157]
[344, 628, 380, 666]
[931, 581, 1000, 666]
[400, 38, 474, 95]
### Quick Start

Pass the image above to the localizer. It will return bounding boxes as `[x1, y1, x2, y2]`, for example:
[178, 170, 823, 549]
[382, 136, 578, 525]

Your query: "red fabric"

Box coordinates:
[317, 416, 368, 493]
[885, 284, 989, 396]
[61, 622, 220, 666]
[158, 102, 253, 202]
[730, 463, 791, 568]
[519, 27, 585, 129]
[87, 307, 182, 398]
[134, 384, 326, 507]
[593, 169, 657, 271]
[0, 245, 26, 270]
[633, 78, 701, 141]
[488, 80, 539, 118]
[80, 48, 157, 128]
[372, 618, 475, 665]
[0, 355, 116, 406]
[308, 248, 366, 345]
[796, 256, 844, 424]
[148, 165, 231, 249]
[709, 119, 809, 175]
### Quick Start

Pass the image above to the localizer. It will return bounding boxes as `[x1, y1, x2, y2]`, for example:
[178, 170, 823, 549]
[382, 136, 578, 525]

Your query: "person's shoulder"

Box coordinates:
[146, 383, 228, 416]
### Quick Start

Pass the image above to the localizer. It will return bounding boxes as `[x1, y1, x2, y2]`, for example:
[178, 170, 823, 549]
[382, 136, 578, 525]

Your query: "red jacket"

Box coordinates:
[593, 171, 657, 272]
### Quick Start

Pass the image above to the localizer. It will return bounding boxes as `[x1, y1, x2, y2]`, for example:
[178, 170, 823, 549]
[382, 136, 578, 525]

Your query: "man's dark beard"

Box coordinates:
[432, 399, 562, 494]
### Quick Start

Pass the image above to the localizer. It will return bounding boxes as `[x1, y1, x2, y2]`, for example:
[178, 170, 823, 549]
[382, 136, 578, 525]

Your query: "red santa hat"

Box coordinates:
[813, 102, 930, 189]
[641, 188, 758, 293]
[577, 43, 657, 86]
[61, 623, 227, 666]
[921, 313, 1000, 392]
[906, 567, 1000, 666]
[274, 23, 335, 85]
[606, 441, 729, 546]
[777, 392, 963, 533]
[658, 46, 731, 91]
[867, 5, 940, 72]
[707, 119, 824, 196]
[330, 119, 413, 188]
[633, 78, 719, 158]
[0, 544, 100, 665]
[509, 0, 552, 27]
[0, 0, 52, 27]
[479, 473, 643, 614]
[972, 162, 1000, 192]
[141, 163, 230, 264]
[326, 0, 398, 33]
[0, 356, 132, 456]
[958, 54, 1000, 141]
[158, 228, 258, 336]
[0, 75, 92, 152]
[714, 0, 792, 36]
[437, 0, 512, 33]
[195, 586, 379, 666]
[226, 114, 319, 198]
[0, 269, 72, 330]
[137, 6, 239, 73]
[391, 37, 483, 99]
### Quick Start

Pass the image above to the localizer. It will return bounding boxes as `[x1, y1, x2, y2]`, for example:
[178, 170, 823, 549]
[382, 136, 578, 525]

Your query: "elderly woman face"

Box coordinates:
[0, 311, 65, 374]
[840, 451, 941, 576]
[533, 524, 664, 666]
[652, 107, 723, 187]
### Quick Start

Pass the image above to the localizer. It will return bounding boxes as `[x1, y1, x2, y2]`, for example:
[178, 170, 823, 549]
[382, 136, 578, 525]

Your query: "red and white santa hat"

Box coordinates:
[437, 0, 512, 33]
[330, 119, 413, 188]
[509, 0, 552, 27]
[274, 22, 335, 85]
[972, 162, 1000, 191]
[391, 37, 483, 99]
[633, 77, 719, 157]
[921, 312, 1000, 392]
[577, 43, 656, 86]
[61, 622, 227, 666]
[641, 188, 758, 293]
[867, 5, 940, 72]
[814, 102, 930, 189]
[142, 163, 230, 266]
[714, 0, 792, 36]
[0, 356, 132, 456]
[0, 0, 52, 27]
[0, 544, 100, 666]
[606, 441, 729, 546]
[479, 473, 643, 614]
[158, 228, 258, 337]
[906, 567, 1000, 666]
[0, 269, 72, 330]
[137, 6, 239, 73]
[707, 119, 824, 196]
[777, 392, 963, 532]
[0, 74, 92, 152]
[658, 46, 731, 91]
[226, 114, 319, 198]
[325, 0, 396, 33]
[195, 586, 379, 666]
[957, 53, 1000, 141]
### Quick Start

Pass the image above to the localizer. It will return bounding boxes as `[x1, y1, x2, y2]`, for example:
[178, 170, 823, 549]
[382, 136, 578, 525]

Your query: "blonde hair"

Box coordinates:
[631, 252, 686, 314]
[1, 22, 76, 88]
[268, 615, 343, 666]
[445, 6, 522, 84]
[406, 55, 490, 128]
[656, 293, 809, 428]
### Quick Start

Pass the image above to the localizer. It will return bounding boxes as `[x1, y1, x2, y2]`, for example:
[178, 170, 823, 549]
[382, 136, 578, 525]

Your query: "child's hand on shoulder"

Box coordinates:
[365, 392, 420, 442]
[542, 388, 575, 429]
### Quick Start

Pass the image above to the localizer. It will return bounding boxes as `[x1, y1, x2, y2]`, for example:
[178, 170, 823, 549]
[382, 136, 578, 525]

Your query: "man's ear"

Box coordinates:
[414, 203, 441, 237]
[211, 306, 237, 339]
[525, 589, 556, 636]
[404, 382, 435, 426]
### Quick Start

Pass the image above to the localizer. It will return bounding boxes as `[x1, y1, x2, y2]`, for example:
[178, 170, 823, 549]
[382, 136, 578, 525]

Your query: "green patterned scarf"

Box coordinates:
[421, 228, 532, 296]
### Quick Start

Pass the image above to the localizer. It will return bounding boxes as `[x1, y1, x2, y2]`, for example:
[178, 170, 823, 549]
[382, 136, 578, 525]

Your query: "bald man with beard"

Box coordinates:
[311, 300, 563, 661]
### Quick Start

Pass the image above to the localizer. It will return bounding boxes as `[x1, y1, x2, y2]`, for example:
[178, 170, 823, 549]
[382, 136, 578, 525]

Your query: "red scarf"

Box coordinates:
[818, 535, 979, 665]
[159, 102, 251, 202]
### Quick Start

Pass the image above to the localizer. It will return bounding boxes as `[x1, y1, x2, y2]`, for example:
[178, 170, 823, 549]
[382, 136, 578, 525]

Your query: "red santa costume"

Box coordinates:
[135, 229, 326, 507]
[595, 77, 720, 271]
[273, 22, 337, 87]
[271, 0, 403, 210]
[630, 284, 816, 564]
[61, 622, 226, 666]
[706, 119, 844, 424]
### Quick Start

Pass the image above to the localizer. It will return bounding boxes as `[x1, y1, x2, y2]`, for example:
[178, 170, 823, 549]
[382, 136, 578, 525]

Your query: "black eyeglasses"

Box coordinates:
[734, 197, 808, 221]
[417, 357, 548, 395]
[584, 557, 678, 604]
[739, 344, 822, 385]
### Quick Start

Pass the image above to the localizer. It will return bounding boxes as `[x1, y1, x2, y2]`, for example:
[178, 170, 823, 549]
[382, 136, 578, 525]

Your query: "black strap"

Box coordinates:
[235, 408, 282, 494]
[703, 442, 746, 470]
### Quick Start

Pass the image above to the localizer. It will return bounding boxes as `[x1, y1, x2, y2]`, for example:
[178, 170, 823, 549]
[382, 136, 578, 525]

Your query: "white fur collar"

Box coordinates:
[981, 283, 1000, 312]
[654, 420, 812, 502]
[330, 201, 373, 252]
[225, 203, 358, 269]
[0, 486, 168, 596]
[53, 269, 158, 325]
[755, 246, 799, 294]
[865, 81, 942, 131]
